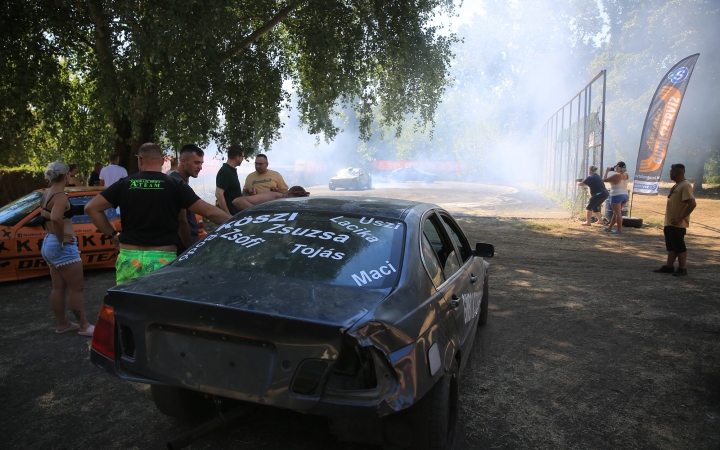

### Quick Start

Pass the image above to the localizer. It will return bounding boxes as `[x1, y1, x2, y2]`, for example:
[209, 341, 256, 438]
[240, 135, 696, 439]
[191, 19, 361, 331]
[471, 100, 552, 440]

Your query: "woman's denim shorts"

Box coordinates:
[610, 194, 629, 205]
[42, 234, 82, 268]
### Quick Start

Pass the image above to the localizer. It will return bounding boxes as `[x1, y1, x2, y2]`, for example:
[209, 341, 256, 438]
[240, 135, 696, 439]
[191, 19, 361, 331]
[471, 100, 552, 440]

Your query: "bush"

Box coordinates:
[0, 168, 47, 207]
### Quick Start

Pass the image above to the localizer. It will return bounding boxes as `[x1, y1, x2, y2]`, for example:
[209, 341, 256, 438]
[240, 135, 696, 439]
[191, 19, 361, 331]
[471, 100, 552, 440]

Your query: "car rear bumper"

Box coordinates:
[90, 346, 395, 418]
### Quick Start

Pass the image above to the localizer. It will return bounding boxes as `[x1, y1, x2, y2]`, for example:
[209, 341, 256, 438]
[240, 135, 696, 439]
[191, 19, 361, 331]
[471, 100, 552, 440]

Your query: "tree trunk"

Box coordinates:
[113, 116, 156, 175]
[694, 149, 707, 192]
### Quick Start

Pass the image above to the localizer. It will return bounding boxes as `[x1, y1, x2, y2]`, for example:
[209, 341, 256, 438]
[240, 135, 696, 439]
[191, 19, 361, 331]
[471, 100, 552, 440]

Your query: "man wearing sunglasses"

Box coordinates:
[653, 164, 696, 277]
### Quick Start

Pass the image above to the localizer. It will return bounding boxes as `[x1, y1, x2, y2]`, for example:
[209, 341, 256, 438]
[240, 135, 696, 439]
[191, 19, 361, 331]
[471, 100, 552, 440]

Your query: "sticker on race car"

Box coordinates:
[262, 224, 350, 242]
[462, 291, 483, 323]
[351, 261, 397, 286]
[291, 244, 344, 260]
[218, 228, 266, 248]
[329, 216, 382, 243]
[215, 212, 298, 232]
[358, 216, 403, 229]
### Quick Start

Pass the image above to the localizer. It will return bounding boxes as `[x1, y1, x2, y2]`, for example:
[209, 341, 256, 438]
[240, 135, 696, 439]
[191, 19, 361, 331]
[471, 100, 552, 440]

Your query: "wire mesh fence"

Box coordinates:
[542, 71, 606, 216]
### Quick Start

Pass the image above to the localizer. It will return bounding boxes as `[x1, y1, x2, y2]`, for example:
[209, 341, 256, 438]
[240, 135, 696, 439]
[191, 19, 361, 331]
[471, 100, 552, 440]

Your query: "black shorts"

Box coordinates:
[586, 191, 609, 212]
[664, 226, 687, 253]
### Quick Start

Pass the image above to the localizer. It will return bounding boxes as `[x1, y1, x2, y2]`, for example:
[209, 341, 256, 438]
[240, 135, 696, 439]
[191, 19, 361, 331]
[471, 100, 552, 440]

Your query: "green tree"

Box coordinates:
[588, 0, 720, 180]
[1, 0, 456, 173]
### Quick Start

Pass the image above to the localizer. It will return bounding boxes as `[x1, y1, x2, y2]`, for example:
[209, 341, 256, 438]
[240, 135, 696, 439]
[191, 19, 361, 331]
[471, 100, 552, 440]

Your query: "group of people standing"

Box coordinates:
[576, 161, 630, 234]
[66, 154, 129, 188]
[213, 146, 292, 215]
[40, 143, 305, 336]
[576, 161, 697, 277]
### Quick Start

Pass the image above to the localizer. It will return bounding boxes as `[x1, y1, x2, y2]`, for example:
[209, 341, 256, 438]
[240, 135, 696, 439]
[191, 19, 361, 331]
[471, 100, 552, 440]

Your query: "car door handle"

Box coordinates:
[450, 295, 460, 309]
[470, 274, 477, 284]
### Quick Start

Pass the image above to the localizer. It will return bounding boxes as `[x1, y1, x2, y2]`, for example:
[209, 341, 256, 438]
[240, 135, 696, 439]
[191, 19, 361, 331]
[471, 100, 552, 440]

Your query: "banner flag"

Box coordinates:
[632, 53, 699, 195]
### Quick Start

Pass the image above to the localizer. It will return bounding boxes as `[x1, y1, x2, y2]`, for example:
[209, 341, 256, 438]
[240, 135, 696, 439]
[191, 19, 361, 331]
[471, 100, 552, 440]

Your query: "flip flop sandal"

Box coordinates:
[56, 322, 80, 334]
[78, 325, 95, 337]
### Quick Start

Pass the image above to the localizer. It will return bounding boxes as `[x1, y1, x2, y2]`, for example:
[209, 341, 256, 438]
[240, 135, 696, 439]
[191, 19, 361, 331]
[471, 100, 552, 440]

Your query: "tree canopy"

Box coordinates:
[1, 0, 456, 172]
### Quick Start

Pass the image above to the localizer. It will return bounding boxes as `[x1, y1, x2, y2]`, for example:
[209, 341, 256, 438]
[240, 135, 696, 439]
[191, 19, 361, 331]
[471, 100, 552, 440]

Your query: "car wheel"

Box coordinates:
[424, 177, 434, 184]
[367, 179, 372, 189]
[623, 217, 643, 228]
[329, 184, 336, 191]
[150, 385, 215, 420]
[478, 276, 489, 327]
[409, 358, 459, 450]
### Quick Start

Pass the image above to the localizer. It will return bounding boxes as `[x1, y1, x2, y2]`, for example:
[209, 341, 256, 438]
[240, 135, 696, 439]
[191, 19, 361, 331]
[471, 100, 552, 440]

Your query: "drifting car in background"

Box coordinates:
[328, 167, 372, 190]
[390, 167, 437, 183]
[90, 197, 493, 449]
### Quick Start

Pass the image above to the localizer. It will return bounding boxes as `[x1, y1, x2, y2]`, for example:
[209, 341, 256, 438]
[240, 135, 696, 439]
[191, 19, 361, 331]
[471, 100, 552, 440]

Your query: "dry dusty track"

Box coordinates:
[1, 183, 718, 449]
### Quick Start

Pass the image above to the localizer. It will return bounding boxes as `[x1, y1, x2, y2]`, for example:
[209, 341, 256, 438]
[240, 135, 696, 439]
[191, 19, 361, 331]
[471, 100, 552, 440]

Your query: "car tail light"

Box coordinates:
[91, 303, 116, 360]
[292, 360, 329, 396]
[322, 343, 397, 401]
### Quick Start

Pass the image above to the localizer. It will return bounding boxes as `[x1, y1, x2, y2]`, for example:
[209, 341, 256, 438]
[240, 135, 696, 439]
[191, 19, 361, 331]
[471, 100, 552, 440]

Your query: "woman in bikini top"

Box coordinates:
[40, 161, 94, 336]
[40, 190, 78, 242]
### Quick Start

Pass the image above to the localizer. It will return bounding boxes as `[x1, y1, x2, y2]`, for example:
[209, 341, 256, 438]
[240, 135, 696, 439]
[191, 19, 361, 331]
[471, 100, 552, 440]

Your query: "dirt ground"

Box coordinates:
[1, 183, 719, 449]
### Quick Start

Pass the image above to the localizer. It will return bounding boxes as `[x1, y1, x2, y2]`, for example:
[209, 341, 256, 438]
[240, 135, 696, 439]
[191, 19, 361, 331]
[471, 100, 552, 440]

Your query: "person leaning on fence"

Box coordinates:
[576, 165, 608, 226]
[653, 163, 696, 277]
[85, 142, 231, 285]
[603, 161, 629, 234]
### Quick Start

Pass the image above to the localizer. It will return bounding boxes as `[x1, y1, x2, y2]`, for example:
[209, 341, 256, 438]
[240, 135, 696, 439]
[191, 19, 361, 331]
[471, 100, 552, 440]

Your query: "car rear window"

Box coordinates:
[0, 192, 42, 226]
[69, 196, 120, 224]
[173, 211, 405, 289]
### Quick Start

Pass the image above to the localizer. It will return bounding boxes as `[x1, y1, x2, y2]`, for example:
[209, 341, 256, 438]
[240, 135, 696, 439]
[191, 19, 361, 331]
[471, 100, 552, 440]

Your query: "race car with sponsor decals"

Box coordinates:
[0, 188, 205, 282]
[0, 188, 122, 282]
[89, 197, 493, 450]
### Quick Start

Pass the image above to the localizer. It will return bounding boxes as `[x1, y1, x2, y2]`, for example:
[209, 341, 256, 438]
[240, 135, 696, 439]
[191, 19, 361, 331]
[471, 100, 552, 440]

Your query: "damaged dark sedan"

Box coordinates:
[90, 197, 493, 450]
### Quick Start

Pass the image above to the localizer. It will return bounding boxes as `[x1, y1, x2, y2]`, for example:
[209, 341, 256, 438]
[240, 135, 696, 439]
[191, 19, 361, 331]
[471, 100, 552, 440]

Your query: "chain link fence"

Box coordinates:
[542, 71, 606, 216]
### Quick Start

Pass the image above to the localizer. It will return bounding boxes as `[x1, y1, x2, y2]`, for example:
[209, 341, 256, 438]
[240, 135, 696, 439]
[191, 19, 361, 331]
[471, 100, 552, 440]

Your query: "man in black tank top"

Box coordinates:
[85, 143, 231, 284]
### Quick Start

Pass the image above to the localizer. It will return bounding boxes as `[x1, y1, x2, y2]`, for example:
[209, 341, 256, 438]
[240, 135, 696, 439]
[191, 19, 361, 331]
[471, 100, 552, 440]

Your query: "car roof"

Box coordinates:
[247, 196, 437, 221]
[33, 187, 104, 194]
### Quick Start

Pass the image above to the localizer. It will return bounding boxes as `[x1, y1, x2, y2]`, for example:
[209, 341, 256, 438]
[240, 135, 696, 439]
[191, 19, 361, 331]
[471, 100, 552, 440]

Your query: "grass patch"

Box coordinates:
[513, 220, 565, 232]
[642, 216, 664, 229]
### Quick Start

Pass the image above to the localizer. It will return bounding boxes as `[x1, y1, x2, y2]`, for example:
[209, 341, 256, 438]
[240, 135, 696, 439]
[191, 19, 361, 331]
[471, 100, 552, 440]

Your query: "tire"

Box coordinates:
[478, 276, 489, 327]
[623, 217, 643, 228]
[329, 184, 336, 191]
[409, 359, 459, 450]
[367, 179, 372, 190]
[150, 385, 215, 420]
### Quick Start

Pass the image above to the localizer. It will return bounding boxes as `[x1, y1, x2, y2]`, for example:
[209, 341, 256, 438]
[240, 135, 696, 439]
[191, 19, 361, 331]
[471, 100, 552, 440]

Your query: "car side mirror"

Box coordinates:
[474, 243, 494, 258]
[25, 215, 44, 227]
